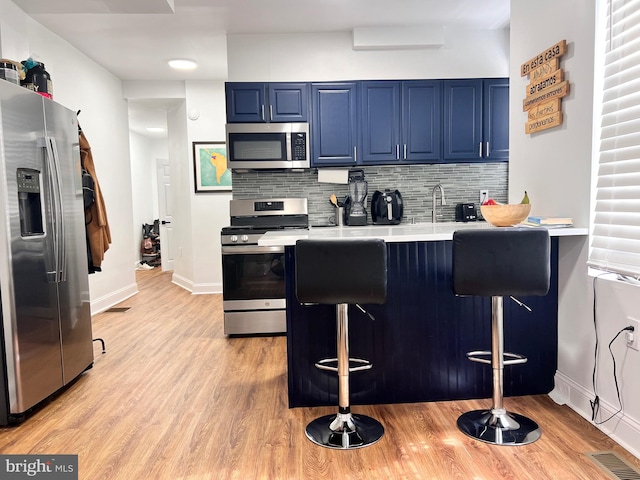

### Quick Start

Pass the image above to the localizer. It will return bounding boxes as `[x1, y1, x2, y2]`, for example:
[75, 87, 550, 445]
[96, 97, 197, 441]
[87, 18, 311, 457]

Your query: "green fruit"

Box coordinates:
[521, 191, 530, 204]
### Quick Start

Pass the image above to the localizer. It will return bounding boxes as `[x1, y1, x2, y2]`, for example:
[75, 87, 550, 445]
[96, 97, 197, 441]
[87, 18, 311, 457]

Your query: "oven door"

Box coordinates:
[221, 245, 286, 334]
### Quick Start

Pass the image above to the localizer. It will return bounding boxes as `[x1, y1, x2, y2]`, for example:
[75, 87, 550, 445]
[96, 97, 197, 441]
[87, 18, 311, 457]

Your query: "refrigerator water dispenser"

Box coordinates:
[17, 168, 44, 236]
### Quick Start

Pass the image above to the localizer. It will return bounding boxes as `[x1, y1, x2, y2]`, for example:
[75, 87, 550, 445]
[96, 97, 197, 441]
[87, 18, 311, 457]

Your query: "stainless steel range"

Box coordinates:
[221, 198, 308, 335]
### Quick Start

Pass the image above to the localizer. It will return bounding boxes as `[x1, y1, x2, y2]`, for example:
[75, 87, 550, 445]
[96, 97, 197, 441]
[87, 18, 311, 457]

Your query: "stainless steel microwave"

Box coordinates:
[225, 122, 310, 170]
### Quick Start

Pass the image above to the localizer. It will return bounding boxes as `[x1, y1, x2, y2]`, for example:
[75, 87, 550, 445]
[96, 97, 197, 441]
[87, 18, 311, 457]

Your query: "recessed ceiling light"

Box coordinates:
[146, 127, 165, 133]
[168, 59, 198, 70]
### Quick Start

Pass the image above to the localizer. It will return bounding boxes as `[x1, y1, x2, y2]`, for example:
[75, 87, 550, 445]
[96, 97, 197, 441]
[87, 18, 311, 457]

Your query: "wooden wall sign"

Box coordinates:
[521, 40, 569, 134]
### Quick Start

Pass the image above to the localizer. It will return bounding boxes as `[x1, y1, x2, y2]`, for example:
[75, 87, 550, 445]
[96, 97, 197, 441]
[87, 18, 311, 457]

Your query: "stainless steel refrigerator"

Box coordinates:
[0, 80, 93, 425]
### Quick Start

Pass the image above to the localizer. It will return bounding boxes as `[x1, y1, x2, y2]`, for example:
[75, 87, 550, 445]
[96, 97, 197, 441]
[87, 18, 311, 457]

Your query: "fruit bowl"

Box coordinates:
[480, 203, 531, 227]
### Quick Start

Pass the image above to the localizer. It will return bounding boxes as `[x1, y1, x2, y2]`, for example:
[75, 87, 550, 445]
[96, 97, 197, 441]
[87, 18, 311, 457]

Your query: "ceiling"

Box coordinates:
[12, 0, 510, 138]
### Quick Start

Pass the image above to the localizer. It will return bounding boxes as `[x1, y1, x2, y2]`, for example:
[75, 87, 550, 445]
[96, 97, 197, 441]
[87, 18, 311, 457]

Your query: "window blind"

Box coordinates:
[589, 0, 640, 278]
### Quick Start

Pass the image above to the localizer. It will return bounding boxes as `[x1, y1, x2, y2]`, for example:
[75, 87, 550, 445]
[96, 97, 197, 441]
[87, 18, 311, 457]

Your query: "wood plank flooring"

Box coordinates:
[1, 268, 638, 479]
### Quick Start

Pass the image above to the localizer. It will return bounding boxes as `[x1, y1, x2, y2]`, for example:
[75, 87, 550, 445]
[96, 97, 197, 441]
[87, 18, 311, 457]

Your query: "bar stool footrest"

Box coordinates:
[315, 357, 373, 372]
[306, 412, 384, 449]
[466, 350, 528, 366]
[457, 409, 541, 445]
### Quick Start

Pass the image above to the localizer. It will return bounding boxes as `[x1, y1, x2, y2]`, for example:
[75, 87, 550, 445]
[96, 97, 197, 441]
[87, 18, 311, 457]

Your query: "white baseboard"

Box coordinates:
[192, 282, 222, 295]
[171, 273, 194, 292]
[553, 371, 640, 459]
[171, 273, 221, 294]
[90, 282, 138, 315]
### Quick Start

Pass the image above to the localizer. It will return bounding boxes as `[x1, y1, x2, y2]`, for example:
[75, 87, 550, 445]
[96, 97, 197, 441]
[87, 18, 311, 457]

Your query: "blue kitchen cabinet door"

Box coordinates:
[443, 79, 483, 160]
[268, 83, 309, 122]
[361, 80, 442, 164]
[402, 80, 442, 162]
[225, 82, 267, 123]
[483, 79, 509, 160]
[226, 82, 309, 123]
[311, 83, 359, 166]
[360, 81, 401, 163]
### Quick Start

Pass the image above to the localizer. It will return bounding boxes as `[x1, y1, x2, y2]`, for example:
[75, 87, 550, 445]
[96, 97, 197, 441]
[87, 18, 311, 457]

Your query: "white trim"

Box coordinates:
[171, 273, 194, 292]
[171, 274, 222, 294]
[90, 282, 138, 315]
[191, 283, 222, 295]
[553, 371, 640, 460]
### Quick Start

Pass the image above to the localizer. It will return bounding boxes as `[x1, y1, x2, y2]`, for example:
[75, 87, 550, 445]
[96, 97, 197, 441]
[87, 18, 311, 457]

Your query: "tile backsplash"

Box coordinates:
[231, 163, 508, 225]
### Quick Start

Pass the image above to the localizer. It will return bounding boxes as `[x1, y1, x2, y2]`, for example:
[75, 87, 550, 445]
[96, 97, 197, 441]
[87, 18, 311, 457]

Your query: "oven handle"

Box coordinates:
[221, 245, 285, 255]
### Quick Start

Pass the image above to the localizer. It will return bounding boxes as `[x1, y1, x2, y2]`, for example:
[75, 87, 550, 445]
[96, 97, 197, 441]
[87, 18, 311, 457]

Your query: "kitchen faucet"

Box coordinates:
[431, 183, 447, 223]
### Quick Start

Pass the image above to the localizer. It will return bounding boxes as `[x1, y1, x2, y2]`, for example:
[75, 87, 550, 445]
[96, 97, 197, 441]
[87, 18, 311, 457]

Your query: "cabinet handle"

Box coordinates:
[485, 141, 490, 157]
[354, 146, 357, 163]
[261, 105, 265, 121]
[396, 145, 400, 160]
[269, 105, 273, 121]
[478, 142, 482, 158]
[404, 144, 407, 160]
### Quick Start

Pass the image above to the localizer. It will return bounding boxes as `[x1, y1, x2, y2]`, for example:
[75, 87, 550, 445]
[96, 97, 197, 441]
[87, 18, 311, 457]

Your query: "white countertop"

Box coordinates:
[258, 222, 589, 246]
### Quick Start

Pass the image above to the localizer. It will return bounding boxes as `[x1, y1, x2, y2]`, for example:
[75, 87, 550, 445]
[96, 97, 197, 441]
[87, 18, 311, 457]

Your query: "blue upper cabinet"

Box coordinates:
[361, 80, 442, 164]
[360, 81, 401, 163]
[443, 80, 483, 160]
[268, 83, 309, 122]
[311, 83, 359, 167]
[443, 78, 509, 161]
[483, 79, 509, 160]
[402, 81, 442, 162]
[226, 82, 309, 123]
[226, 83, 266, 123]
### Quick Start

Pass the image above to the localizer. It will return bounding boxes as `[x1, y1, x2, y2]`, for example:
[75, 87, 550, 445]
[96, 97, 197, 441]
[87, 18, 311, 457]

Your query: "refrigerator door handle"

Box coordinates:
[44, 136, 66, 283]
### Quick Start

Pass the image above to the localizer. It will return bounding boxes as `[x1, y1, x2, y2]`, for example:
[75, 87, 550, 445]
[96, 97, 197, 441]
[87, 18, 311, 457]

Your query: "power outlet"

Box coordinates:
[627, 317, 640, 351]
[480, 190, 489, 205]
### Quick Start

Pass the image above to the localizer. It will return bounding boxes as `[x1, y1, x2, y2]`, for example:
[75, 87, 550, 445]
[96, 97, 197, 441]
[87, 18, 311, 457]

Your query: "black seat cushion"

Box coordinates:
[295, 239, 387, 305]
[452, 228, 550, 297]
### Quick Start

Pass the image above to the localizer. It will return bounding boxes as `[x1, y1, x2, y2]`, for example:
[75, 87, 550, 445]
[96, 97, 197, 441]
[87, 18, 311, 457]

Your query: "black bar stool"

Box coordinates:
[295, 238, 387, 449]
[452, 228, 550, 445]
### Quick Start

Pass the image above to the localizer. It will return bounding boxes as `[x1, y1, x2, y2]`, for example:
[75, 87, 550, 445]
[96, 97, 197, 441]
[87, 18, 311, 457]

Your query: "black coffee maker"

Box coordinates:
[343, 169, 368, 226]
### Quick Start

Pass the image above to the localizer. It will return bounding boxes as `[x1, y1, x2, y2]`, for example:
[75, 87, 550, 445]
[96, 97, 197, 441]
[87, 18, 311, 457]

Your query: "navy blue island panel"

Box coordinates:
[285, 239, 559, 408]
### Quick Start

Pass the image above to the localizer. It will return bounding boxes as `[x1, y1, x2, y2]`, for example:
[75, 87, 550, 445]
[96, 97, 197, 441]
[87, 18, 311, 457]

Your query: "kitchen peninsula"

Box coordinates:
[260, 223, 588, 408]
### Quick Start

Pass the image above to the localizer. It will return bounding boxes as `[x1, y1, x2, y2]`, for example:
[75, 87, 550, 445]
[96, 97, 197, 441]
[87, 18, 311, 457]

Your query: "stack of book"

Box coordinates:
[521, 216, 574, 228]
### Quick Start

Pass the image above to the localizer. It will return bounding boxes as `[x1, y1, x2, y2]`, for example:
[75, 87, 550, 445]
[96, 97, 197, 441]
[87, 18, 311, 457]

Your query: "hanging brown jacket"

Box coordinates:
[79, 127, 111, 271]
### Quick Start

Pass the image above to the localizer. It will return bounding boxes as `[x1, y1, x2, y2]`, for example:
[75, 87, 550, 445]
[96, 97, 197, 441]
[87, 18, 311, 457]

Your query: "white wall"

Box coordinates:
[0, 0, 137, 313]
[185, 80, 230, 293]
[510, 0, 640, 458]
[166, 101, 195, 290]
[228, 29, 510, 81]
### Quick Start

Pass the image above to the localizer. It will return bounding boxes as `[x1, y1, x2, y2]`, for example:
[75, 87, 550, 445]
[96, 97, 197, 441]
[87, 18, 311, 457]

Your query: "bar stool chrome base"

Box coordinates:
[305, 412, 384, 449]
[457, 408, 541, 446]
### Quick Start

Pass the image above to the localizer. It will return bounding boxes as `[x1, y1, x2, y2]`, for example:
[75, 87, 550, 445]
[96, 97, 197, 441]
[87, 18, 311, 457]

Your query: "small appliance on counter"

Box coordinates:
[455, 203, 478, 222]
[371, 189, 403, 225]
[344, 169, 368, 226]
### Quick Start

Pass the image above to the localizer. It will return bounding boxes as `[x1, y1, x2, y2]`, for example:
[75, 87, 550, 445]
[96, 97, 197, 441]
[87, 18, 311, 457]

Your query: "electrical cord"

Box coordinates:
[591, 325, 634, 424]
[591, 274, 604, 421]
[590, 274, 635, 424]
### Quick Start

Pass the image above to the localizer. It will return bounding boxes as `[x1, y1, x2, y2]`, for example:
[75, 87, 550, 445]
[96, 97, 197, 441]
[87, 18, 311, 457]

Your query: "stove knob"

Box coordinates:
[241, 235, 249, 243]
[230, 235, 238, 243]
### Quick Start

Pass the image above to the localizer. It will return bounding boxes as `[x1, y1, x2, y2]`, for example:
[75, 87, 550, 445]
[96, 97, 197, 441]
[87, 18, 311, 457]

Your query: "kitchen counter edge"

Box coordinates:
[258, 223, 588, 246]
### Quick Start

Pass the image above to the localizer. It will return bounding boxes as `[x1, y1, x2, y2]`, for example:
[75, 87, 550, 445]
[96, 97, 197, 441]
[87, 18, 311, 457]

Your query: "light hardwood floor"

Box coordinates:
[1, 268, 638, 479]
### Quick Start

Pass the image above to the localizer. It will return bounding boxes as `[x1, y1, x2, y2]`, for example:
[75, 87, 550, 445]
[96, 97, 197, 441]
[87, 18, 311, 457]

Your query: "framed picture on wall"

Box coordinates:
[192, 141, 232, 192]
